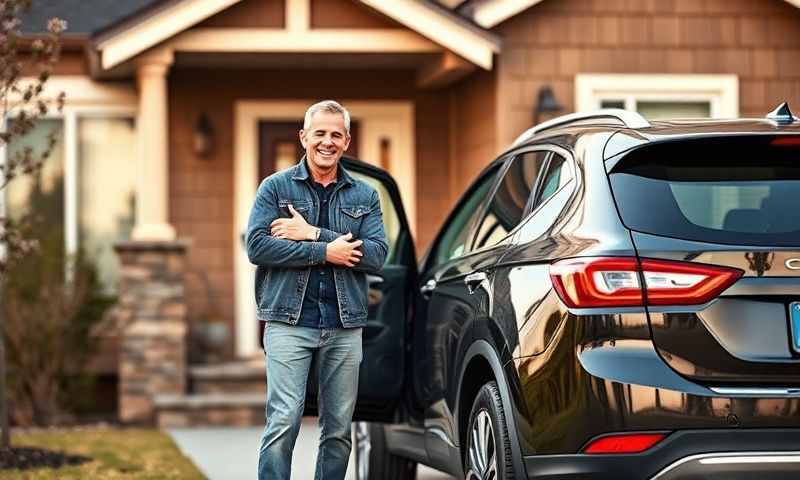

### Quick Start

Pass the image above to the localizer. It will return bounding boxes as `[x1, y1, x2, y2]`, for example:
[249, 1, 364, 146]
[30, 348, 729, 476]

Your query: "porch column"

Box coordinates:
[133, 50, 175, 240]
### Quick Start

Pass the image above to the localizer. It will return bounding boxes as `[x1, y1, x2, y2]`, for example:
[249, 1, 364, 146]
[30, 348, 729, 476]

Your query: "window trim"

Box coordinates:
[526, 150, 574, 216]
[468, 144, 577, 255]
[575, 73, 739, 118]
[421, 161, 504, 273]
[0, 76, 137, 283]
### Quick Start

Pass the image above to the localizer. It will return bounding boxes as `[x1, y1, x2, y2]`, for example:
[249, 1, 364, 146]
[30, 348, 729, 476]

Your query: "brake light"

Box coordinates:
[583, 433, 668, 454]
[770, 136, 800, 146]
[549, 257, 742, 308]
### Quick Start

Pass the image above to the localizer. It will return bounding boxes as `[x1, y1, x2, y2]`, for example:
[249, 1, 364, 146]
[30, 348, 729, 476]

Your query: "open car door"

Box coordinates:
[304, 157, 417, 421]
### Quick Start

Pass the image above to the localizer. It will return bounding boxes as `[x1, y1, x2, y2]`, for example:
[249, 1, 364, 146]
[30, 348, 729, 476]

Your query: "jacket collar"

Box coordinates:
[291, 155, 354, 186]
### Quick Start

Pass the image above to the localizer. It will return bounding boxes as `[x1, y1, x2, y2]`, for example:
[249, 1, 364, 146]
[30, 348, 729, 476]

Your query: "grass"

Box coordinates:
[3, 427, 206, 479]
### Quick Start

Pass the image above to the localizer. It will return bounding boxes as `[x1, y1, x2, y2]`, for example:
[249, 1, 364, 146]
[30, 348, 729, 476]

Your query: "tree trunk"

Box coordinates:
[0, 278, 9, 448]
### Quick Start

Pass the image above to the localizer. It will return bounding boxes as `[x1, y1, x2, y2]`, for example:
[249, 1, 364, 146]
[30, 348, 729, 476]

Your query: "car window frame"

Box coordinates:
[468, 146, 562, 255]
[512, 144, 579, 243]
[420, 161, 505, 274]
[523, 148, 576, 218]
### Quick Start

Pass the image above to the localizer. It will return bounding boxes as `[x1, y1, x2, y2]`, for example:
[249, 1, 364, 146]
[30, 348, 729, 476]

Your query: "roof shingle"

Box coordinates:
[19, 0, 162, 35]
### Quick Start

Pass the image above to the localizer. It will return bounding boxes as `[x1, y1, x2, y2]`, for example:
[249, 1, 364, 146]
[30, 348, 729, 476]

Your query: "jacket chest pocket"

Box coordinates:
[278, 199, 313, 222]
[339, 205, 370, 235]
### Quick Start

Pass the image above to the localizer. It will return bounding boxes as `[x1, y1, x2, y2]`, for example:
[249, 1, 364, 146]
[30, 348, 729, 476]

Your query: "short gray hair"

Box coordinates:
[303, 100, 351, 135]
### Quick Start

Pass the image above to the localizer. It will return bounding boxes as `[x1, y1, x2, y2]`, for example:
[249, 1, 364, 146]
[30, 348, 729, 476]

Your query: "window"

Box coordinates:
[609, 136, 800, 246]
[576, 74, 738, 120]
[350, 171, 401, 264]
[6, 119, 65, 226]
[77, 117, 137, 293]
[2, 110, 137, 295]
[472, 151, 548, 250]
[431, 165, 500, 267]
[531, 153, 572, 210]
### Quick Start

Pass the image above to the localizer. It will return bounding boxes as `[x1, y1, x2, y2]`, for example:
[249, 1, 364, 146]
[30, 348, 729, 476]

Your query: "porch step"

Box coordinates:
[154, 393, 265, 428]
[189, 357, 265, 394]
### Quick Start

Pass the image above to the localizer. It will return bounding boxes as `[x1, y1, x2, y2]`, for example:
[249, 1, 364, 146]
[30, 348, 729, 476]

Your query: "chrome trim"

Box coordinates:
[652, 452, 800, 479]
[786, 258, 800, 270]
[710, 387, 800, 397]
[513, 109, 651, 146]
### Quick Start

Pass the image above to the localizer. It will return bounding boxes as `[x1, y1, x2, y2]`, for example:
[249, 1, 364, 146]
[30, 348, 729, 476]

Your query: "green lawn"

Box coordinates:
[3, 427, 206, 479]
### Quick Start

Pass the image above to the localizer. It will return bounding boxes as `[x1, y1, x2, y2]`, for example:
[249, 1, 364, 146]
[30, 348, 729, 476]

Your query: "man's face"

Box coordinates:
[300, 111, 351, 172]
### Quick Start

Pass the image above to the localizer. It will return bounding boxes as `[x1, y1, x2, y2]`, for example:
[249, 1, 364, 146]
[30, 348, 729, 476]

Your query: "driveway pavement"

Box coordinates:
[168, 417, 456, 480]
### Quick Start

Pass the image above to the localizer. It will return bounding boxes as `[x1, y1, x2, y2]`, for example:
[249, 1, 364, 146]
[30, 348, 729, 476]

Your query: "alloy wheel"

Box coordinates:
[355, 422, 371, 479]
[466, 410, 497, 480]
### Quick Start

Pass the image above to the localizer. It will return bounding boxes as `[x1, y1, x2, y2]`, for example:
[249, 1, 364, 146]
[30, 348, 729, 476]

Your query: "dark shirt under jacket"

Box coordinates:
[297, 173, 342, 329]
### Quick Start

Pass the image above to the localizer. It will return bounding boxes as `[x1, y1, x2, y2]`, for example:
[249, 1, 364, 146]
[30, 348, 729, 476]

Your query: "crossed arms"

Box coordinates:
[245, 178, 388, 273]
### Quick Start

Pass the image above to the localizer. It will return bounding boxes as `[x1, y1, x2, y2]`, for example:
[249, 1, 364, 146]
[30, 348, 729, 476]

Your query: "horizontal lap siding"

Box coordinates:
[496, 0, 800, 146]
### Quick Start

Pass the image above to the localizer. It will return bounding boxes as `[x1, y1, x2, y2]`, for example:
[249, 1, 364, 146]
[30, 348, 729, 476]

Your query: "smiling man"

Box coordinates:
[246, 100, 388, 480]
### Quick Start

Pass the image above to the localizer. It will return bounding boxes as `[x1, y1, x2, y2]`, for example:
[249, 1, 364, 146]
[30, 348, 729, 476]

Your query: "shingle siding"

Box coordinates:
[495, 0, 800, 145]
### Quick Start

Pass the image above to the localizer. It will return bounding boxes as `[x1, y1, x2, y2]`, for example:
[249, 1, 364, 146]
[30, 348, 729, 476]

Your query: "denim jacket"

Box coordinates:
[245, 158, 388, 327]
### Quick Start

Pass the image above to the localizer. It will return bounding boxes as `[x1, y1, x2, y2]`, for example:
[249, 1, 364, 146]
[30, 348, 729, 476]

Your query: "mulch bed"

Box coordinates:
[0, 446, 91, 471]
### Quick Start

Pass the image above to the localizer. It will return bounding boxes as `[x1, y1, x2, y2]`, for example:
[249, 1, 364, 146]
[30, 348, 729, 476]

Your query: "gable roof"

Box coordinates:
[90, 0, 500, 71]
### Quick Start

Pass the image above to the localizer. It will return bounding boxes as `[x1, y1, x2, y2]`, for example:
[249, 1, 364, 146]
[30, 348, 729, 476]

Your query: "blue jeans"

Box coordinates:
[257, 322, 363, 480]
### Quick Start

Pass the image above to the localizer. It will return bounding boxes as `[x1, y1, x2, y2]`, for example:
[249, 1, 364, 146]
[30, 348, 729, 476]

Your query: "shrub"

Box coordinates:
[1, 177, 115, 426]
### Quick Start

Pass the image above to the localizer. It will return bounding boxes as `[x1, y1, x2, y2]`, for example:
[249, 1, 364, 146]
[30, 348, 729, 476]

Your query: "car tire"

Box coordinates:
[354, 421, 417, 480]
[464, 381, 515, 480]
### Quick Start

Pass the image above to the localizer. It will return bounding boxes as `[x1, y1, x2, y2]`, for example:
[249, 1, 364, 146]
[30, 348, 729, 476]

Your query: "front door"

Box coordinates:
[258, 120, 360, 177]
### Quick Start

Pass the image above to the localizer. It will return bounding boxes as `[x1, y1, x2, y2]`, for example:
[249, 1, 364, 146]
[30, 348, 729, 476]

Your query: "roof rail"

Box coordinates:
[512, 109, 651, 146]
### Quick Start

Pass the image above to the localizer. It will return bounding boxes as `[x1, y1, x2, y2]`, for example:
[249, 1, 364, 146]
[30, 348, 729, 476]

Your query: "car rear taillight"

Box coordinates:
[549, 257, 742, 308]
[770, 136, 800, 146]
[582, 432, 668, 454]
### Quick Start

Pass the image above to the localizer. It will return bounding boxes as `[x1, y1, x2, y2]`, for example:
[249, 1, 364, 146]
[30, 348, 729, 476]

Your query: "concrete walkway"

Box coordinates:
[168, 418, 456, 480]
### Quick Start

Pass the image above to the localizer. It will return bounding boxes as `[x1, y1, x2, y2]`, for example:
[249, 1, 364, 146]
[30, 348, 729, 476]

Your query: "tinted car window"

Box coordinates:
[431, 166, 499, 267]
[609, 136, 800, 246]
[472, 151, 548, 250]
[531, 154, 572, 210]
[350, 171, 401, 264]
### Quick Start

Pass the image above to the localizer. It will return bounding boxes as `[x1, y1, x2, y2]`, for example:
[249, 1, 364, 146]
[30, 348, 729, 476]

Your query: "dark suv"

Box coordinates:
[310, 105, 800, 479]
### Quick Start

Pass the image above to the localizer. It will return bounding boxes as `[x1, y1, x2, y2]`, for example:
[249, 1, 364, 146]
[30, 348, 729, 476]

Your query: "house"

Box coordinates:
[7, 0, 800, 426]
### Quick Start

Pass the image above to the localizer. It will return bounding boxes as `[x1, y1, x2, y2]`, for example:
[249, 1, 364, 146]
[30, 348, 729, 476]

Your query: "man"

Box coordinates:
[246, 100, 388, 480]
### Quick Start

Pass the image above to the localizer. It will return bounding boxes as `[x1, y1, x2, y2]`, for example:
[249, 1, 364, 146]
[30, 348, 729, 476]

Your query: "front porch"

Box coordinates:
[90, 0, 499, 426]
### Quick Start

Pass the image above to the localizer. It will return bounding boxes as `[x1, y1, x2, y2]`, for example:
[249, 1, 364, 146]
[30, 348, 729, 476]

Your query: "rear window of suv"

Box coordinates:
[608, 136, 800, 246]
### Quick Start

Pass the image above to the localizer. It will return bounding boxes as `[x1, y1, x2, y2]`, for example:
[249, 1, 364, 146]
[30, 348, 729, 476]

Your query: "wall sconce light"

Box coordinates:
[533, 86, 564, 124]
[193, 113, 214, 158]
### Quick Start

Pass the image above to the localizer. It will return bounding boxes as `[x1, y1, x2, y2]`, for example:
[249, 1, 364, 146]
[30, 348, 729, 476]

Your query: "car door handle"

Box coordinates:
[420, 279, 437, 299]
[464, 272, 487, 294]
[367, 274, 383, 287]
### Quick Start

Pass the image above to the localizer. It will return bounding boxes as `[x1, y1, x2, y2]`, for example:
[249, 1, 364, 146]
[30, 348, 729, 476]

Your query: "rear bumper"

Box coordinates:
[653, 451, 800, 480]
[524, 429, 800, 479]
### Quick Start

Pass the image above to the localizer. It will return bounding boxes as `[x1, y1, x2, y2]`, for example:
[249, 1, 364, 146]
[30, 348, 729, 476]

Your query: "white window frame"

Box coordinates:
[0, 76, 137, 280]
[575, 74, 739, 118]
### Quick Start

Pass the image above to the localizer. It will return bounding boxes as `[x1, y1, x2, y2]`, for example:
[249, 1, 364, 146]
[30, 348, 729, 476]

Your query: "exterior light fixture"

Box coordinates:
[193, 113, 214, 158]
[533, 85, 564, 124]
